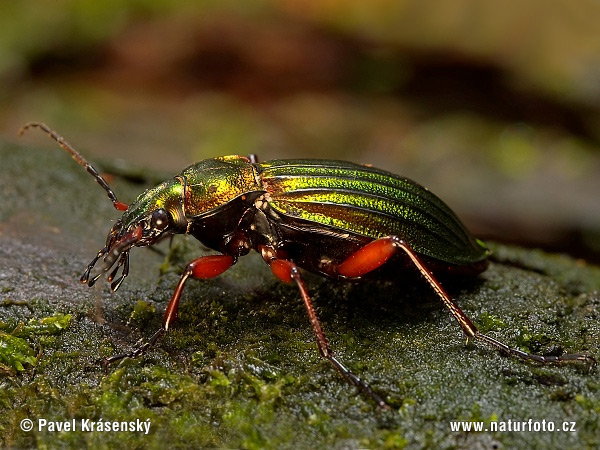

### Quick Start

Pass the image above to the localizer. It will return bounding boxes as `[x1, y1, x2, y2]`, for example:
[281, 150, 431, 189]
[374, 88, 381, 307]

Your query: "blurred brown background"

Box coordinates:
[1, 0, 599, 261]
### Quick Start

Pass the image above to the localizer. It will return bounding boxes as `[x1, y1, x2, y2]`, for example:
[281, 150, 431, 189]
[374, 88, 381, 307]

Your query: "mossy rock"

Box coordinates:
[0, 139, 598, 449]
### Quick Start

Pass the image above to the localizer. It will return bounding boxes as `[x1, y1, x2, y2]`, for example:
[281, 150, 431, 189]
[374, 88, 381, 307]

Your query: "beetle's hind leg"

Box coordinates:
[337, 236, 596, 368]
[260, 245, 391, 410]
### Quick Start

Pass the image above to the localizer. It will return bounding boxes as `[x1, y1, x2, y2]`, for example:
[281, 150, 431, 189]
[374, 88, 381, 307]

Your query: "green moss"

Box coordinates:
[0, 313, 72, 373]
[126, 301, 156, 329]
[12, 313, 72, 337]
[515, 328, 553, 354]
[476, 312, 506, 333]
[0, 332, 37, 372]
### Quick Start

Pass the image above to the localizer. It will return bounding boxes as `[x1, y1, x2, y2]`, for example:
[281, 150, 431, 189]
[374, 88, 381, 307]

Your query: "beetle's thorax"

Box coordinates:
[178, 156, 266, 255]
[179, 156, 261, 217]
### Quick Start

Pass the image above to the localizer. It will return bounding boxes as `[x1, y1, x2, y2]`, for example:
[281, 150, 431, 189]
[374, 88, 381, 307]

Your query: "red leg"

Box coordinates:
[262, 246, 390, 409]
[338, 236, 595, 367]
[106, 254, 235, 363]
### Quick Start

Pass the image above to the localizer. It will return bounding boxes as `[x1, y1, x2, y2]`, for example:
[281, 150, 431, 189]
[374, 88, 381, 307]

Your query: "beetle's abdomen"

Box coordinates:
[259, 159, 488, 266]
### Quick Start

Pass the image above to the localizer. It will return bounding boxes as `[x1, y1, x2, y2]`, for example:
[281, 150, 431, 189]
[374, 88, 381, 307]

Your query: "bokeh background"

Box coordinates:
[2, 0, 600, 262]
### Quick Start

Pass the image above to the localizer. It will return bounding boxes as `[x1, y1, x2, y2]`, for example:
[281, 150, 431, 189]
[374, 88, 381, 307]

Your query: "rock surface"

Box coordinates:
[1, 140, 598, 448]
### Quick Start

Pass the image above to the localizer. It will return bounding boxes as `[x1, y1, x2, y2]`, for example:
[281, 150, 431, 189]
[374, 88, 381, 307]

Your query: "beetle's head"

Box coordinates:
[80, 156, 258, 292]
[82, 178, 186, 291]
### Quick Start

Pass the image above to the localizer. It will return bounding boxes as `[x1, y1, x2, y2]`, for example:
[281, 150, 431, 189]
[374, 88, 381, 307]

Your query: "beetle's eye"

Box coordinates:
[150, 209, 170, 230]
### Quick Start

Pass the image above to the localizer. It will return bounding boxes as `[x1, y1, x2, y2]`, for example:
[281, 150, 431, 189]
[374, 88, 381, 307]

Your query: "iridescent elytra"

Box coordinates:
[19, 122, 595, 409]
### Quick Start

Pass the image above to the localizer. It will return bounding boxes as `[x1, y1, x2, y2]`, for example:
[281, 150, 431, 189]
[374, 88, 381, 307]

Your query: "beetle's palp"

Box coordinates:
[81, 246, 109, 286]
[107, 252, 130, 292]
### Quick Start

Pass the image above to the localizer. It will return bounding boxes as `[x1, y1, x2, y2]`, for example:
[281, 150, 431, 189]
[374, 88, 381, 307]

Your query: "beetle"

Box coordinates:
[19, 122, 595, 409]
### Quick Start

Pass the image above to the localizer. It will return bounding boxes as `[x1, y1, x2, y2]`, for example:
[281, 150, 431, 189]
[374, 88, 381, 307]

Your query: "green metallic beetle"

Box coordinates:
[20, 122, 595, 409]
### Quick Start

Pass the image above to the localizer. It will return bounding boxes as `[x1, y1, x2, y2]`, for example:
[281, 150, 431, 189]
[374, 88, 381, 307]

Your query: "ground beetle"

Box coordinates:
[20, 122, 595, 409]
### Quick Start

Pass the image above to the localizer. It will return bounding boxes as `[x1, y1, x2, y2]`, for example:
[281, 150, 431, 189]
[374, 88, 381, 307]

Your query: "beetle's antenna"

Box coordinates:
[18, 122, 128, 211]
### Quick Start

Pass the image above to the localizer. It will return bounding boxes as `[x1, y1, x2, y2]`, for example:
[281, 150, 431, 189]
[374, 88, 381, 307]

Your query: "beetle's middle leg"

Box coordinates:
[259, 245, 390, 410]
[106, 254, 235, 363]
[336, 236, 595, 368]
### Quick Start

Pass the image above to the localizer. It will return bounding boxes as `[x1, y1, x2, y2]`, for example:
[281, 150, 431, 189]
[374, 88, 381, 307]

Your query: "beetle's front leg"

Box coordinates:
[105, 254, 235, 363]
[259, 245, 390, 410]
[337, 236, 596, 368]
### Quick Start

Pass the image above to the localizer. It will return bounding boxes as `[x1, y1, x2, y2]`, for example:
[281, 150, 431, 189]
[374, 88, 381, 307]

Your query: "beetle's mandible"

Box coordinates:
[19, 122, 595, 409]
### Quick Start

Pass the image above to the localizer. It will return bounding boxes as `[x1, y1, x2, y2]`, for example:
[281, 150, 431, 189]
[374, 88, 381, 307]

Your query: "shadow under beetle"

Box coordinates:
[19, 122, 595, 409]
